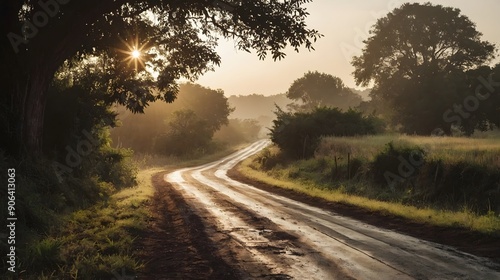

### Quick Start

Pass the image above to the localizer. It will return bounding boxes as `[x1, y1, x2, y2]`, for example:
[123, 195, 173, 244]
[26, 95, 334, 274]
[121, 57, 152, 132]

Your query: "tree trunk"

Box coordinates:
[22, 78, 49, 155]
[1, 0, 132, 156]
[15, 67, 51, 156]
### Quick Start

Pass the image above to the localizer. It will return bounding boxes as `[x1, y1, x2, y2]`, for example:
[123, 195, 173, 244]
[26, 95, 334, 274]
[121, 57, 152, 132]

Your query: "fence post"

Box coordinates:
[347, 153, 351, 180]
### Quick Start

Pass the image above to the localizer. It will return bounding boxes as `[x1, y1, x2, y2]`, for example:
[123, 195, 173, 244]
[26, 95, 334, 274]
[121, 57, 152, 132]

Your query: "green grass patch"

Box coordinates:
[20, 170, 152, 279]
[14, 143, 248, 279]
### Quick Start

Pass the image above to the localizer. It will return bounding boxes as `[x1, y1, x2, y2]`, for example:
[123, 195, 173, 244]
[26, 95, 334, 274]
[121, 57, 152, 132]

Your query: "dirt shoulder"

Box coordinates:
[228, 165, 500, 264]
[135, 171, 242, 280]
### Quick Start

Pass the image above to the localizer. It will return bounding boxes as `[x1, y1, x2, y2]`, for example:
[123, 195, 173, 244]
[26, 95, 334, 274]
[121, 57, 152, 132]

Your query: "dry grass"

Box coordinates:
[240, 134, 500, 235]
[319, 134, 500, 167]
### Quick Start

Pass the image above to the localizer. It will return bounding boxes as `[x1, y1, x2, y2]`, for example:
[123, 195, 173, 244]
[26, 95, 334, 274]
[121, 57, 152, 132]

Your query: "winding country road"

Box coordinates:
[164, 140, 500, 279]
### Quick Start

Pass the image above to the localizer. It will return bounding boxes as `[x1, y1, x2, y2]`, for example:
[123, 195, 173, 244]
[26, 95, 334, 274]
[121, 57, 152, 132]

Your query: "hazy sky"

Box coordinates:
[195, 0, 500, 97]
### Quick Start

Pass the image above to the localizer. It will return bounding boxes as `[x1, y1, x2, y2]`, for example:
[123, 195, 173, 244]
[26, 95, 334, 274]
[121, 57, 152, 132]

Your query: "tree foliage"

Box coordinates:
[287, 71, 362, 111]
[0, 64, 137, 240]
[43, 60, 119, 154]
[352, 3, 496, 135]
[110, 83, 233, 154]
[1, 0, 321, 155]
[155, 109, 214, 156]
[42, 66, 137, 187]
[451, 64, 500, 135]
[270, 107, 380, 158]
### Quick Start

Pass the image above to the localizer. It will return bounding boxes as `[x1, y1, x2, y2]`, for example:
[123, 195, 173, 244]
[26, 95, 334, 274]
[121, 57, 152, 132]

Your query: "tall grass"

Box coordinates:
[244, 134, 500, 234]
[319, 134, 500, 166]
[241, 156, 500, 234]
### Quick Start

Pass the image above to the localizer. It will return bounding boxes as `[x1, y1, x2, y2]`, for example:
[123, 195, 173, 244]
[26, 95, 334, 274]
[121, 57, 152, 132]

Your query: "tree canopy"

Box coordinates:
[287, 71, 362, 111]
[1, 0, 321, 155]
[352, 3, 496, 135]
[156, 109, 215, 156]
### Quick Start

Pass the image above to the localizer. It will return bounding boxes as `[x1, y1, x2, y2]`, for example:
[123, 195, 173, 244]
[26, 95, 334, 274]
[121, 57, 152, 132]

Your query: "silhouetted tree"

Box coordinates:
[352, 3, 496, 135]
[456, 64, 500, 135]
[1, 0, 321, 155]
[287, 71, 362, 112]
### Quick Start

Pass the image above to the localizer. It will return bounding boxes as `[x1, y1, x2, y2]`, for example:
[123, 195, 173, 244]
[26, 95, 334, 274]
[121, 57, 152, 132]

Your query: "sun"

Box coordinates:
[117, 35, 149, 71]
[131, 49, 141, 59]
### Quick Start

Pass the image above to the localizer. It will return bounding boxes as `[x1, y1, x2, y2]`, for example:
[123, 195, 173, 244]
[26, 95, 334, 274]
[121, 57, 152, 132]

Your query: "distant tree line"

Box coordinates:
[110, 83, 262, 156]
[214, 119, 262, 145]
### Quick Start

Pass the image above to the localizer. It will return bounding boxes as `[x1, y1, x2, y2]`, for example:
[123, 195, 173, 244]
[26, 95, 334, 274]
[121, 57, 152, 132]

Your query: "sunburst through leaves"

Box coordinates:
[117, 35, 149, 72]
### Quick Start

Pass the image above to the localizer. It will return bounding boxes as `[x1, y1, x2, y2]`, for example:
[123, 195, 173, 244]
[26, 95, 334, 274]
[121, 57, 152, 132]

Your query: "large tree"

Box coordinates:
[110, 82, 233, 153]
[1, 0, 321, 155]
[352, 3, 496, 135]
[287, 71, 362, 112]
[156, 109, 214, 156]
[456, 64, 500, 135]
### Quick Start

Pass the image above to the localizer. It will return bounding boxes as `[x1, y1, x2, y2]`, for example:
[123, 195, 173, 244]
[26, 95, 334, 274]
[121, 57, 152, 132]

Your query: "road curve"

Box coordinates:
[165, 140, 500, 280]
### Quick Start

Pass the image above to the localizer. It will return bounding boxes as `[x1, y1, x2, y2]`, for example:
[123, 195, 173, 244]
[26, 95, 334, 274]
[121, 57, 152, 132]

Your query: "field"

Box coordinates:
[318, 133, 500, 166]
[243, 134, 500, 234]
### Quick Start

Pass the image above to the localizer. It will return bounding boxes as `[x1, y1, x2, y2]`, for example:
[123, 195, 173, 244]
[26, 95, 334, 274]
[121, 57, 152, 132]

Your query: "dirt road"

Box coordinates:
[144, 140, 499, 279]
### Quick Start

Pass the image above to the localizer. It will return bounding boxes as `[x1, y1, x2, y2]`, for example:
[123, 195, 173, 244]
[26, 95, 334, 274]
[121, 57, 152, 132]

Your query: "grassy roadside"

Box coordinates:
[19, 143, 247, 279]
[238, 149, 500, 235]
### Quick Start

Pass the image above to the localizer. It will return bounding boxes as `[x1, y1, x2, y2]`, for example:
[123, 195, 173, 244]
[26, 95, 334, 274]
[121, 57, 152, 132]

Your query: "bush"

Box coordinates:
[427, 161, 500, 213]
[270, 106, 380, 158]
[254, 147, 288, 171]
[372, 142, 426, 190]
[94, 147, 137, 189]
[0, 132, 137, 279]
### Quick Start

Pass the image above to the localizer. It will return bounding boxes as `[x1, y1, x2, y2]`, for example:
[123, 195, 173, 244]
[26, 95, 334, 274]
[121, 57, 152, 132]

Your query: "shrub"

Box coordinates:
[372, 142, 426, 189]
[255, 147, 287, 171]
[432, 162, 500, 213]
[270, 106, 380, 159]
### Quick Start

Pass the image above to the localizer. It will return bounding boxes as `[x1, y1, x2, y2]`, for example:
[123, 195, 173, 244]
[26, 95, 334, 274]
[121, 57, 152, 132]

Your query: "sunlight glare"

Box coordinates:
[131, 49, 141, 59]
[117, 35, 149, 72]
